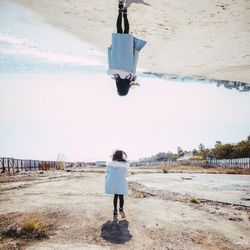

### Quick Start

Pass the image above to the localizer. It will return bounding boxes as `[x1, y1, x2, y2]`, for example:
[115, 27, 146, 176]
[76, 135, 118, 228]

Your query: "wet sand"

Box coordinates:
[128, 173, 250, 206]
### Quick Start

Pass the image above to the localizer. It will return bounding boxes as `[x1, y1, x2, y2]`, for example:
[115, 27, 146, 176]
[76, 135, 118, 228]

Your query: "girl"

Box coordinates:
[105, 150, 129, 219]
[108, 1, 147, 96]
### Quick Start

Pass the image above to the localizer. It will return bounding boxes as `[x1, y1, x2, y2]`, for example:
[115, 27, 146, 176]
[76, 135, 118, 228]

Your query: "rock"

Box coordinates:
[16, 227, 22, 235]
[228, 217, 243, 221]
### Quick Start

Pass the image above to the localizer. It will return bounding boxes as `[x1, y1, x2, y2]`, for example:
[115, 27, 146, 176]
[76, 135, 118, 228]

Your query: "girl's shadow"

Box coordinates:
[101, 220, 132, 244]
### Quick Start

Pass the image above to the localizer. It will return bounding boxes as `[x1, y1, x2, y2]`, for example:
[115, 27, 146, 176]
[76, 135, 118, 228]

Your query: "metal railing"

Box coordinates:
[0, 157, 86, 173]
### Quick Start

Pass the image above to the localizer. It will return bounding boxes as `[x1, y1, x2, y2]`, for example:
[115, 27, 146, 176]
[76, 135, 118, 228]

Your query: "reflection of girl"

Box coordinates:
[105, 150, 129, 219]
[108, 1, 147, 96]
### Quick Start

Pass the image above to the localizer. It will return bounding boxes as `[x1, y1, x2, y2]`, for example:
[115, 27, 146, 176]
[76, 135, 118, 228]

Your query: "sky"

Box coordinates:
[1, 73, 250, 162]
[0, 2, 250, 162]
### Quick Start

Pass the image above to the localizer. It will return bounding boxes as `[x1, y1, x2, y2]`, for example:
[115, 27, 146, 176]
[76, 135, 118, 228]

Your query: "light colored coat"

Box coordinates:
[105, 160, 129, 195]
[108, 33, 146, 75]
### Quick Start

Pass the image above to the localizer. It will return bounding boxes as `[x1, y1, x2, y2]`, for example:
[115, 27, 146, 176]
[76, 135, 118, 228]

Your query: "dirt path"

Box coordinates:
[0, 172, 249, 249]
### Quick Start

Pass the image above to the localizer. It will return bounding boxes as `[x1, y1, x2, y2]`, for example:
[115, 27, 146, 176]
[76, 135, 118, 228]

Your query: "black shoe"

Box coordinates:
[113, 210, 118, 219]
[118, 1, 124, 12]
[119, 208, 126, 219]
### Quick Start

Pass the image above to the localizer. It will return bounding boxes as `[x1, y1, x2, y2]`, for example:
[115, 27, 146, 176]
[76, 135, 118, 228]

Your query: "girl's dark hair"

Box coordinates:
[116, 78, 132, 96]
[112, 150, 128, 162]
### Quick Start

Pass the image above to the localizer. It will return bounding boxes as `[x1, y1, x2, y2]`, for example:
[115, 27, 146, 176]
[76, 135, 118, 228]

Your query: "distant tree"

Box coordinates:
[247, 135, 250, 141]
[139, 151, 178, 162]
[197, 144, 211, 159]
[192, 149, 198, 156]
[177, 147, 184, 157]
[212, 143, 234, 159]
[154, 152, 168, 161]
[56, 153, 67, 162]
[232, 140, 250, 158]
[166, 151, 177, 161]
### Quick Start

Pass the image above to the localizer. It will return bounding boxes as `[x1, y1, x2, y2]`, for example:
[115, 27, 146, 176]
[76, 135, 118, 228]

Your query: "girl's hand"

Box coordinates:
[114, 74, 121, 80]
[125, 74, 132, 80]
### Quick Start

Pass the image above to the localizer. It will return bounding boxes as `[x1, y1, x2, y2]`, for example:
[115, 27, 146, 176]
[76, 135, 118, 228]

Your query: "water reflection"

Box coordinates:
[1, 2, 249, 93]
[142, 71, 250, 92]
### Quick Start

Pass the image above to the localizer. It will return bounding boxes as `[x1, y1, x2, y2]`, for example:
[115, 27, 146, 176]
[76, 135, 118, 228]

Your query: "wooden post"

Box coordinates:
[7, 158, 10, 173]
[16, 159, 19, 172]
[1, 158, 5, 173]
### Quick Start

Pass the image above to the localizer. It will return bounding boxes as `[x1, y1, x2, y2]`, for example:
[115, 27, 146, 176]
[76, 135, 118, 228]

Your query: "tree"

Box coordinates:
[197, 143, 211, 159]
[192, 149, 198, 156]
[232, 140, 250, 158]
[212, 143, 234, 159]
[56, 153, 67, 162]
[154, 152, 169, 161]
[177, 147, 184, 157]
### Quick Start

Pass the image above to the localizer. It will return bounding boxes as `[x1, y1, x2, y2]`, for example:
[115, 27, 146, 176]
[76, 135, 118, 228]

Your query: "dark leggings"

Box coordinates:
[116, 10, 129, 34]
[113, 194, 124, 211]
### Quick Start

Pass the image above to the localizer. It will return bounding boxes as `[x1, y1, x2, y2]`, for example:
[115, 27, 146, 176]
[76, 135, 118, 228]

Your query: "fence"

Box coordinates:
[1, 157, 249, 173]
[207, 158, 250, 168]
[130, 158, 250, 169]
[0, 157, 86, 173]
[130, 161, 173, 167]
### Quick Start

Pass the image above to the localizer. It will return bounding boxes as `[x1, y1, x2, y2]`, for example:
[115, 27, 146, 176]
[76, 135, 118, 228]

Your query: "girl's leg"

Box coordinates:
[118, 195, 124, 210]
[118, 195, 126, 218]
[123, 8, 129, 34]
[116, 2, 123, 33]
[113, 194, 119, 212]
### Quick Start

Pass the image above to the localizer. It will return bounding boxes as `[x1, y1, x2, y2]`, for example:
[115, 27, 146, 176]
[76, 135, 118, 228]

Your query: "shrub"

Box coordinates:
[0, 212, 54, 240]
[190, 198, 199, 204]
[20, 213, 52, 239]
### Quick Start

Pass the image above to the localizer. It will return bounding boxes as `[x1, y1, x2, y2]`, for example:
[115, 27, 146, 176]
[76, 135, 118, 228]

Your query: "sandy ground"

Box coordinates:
[8, 0, 250, 83]
[0, 170, 250, 249]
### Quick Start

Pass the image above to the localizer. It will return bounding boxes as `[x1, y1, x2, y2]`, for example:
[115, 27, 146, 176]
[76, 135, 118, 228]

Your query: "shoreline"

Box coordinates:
[10, 0, 250, 83]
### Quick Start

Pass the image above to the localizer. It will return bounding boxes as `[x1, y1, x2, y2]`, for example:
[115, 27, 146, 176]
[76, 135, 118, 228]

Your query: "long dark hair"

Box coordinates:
[115, 74, 138, 96]
[112, 150, 128, 162]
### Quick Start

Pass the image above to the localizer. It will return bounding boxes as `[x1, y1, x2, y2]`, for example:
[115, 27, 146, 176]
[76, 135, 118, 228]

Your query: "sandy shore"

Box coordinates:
[0, 170, 250, 249]
[9, 0, 250, 83]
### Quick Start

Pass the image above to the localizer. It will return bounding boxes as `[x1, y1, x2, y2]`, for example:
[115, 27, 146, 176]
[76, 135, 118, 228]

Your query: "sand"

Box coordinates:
[9, 0, 250, 83]
[0, 170, 250, 249]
